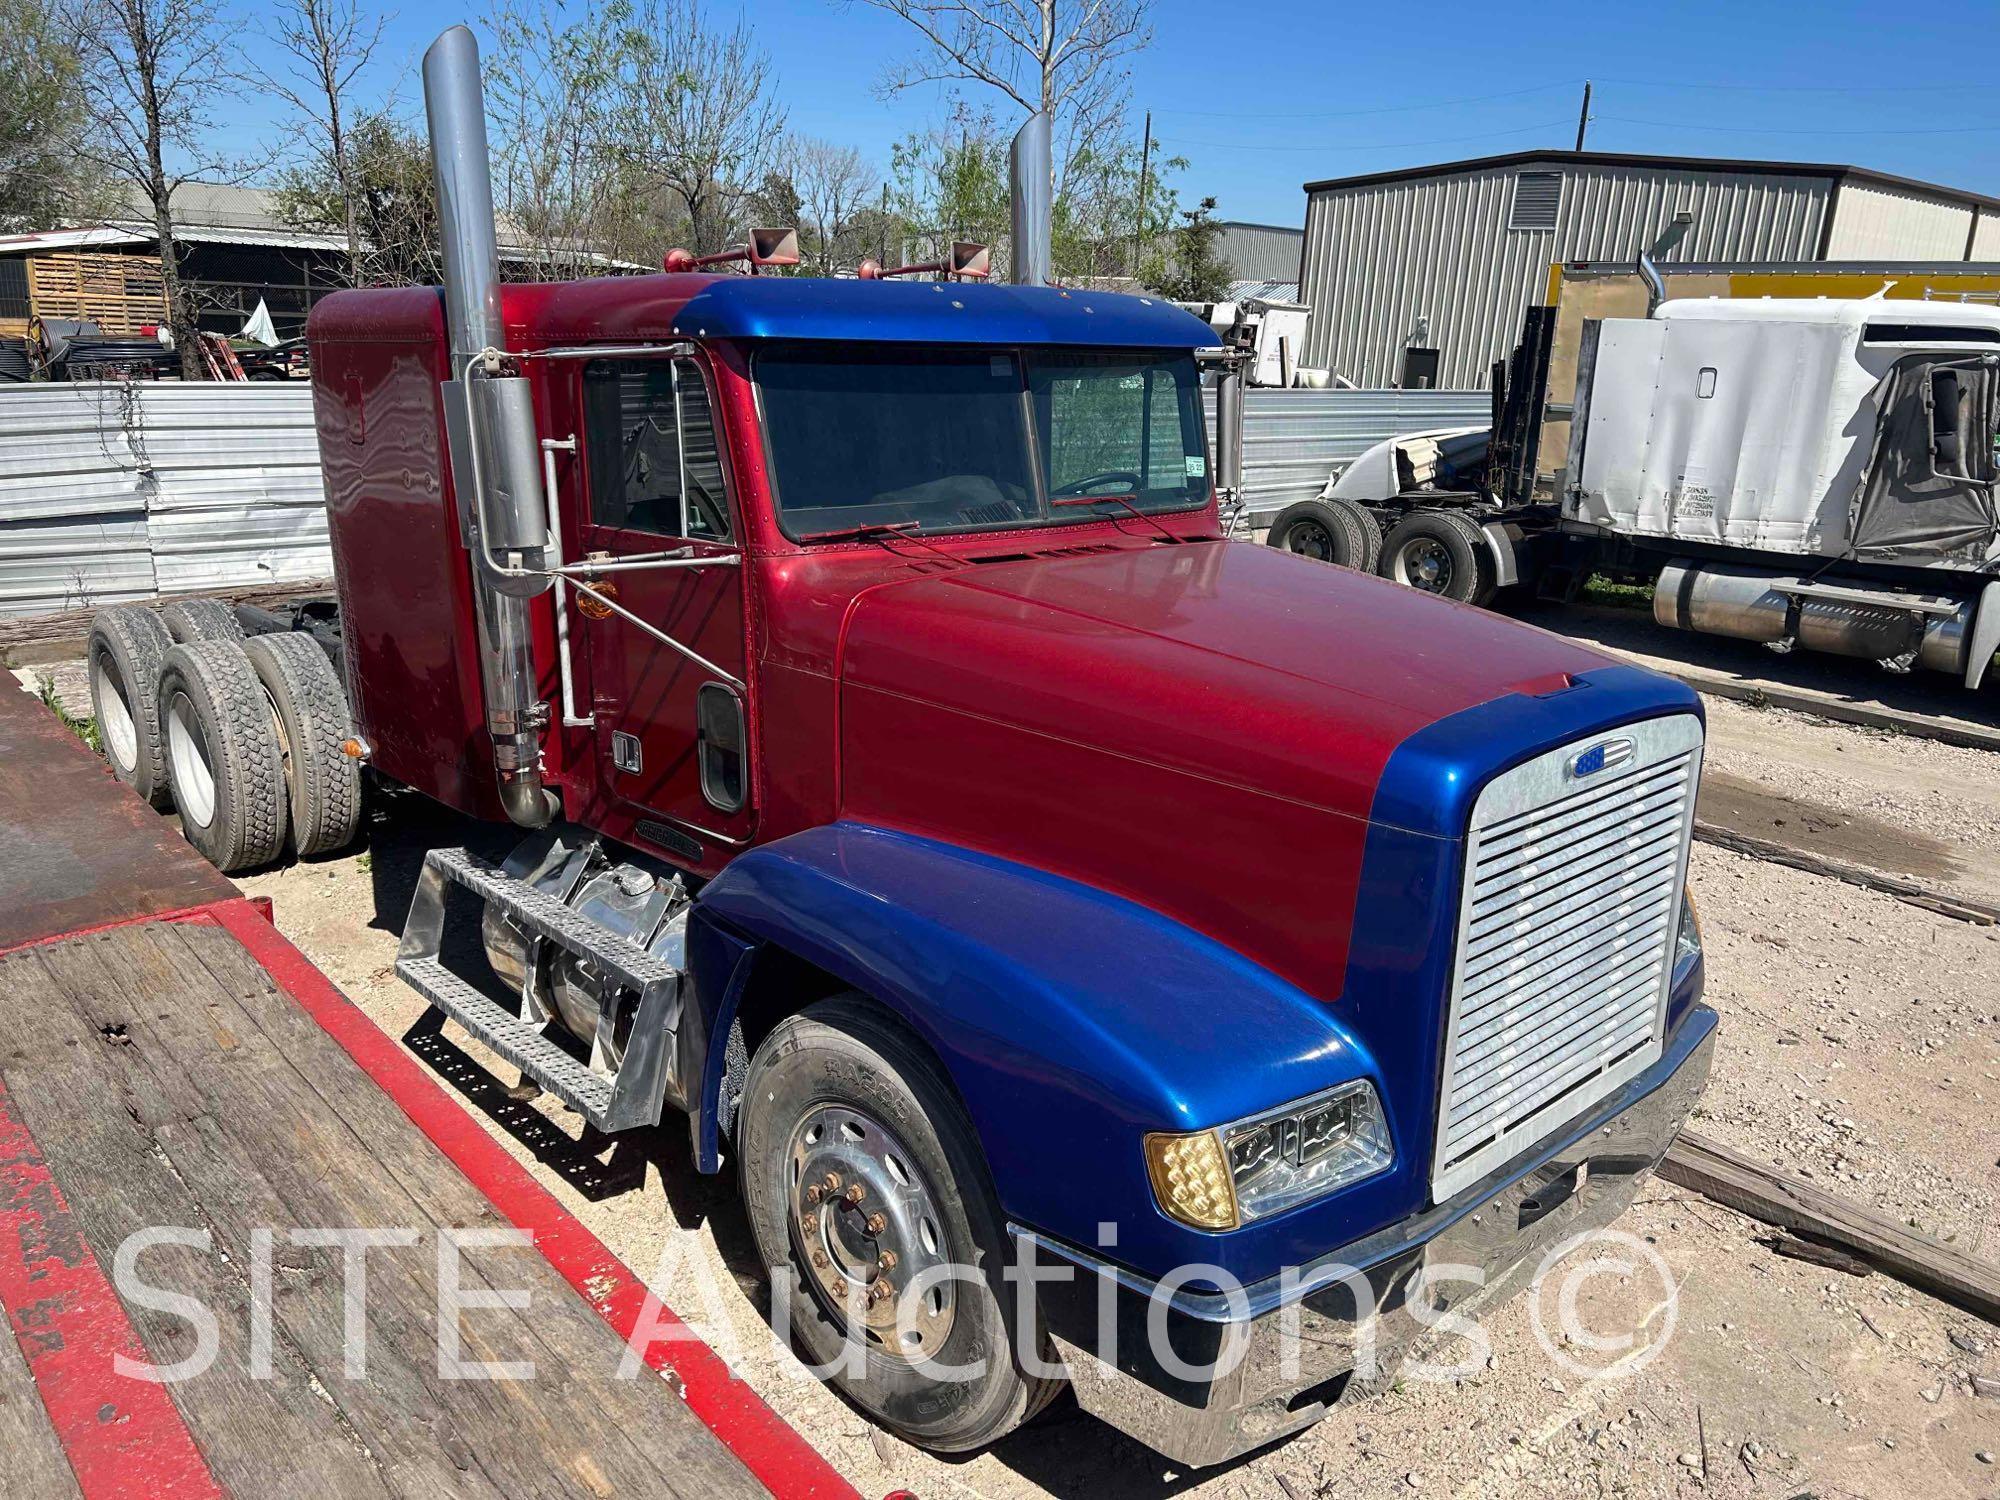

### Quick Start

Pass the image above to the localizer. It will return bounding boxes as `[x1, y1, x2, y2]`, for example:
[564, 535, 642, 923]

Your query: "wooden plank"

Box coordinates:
[1693, 820, 2000, 926]
[1660, 1130, 2000, 1322]
[0, 1298, 82, 1500]
[0, 936, 399, 1498]
[27, 252, 167, 336]
[0, 682, 236, 952]
[14, 920, 767, 1498]
[161, 920, 769, 1497]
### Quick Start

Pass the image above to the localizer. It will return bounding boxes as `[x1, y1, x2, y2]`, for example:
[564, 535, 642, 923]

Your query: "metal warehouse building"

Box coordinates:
[1297, 149, 2000, 388]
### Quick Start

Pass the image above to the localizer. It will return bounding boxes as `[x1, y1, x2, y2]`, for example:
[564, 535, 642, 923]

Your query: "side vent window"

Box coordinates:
[697, 683, 747, 813]
[1508, 172, 1561, 231]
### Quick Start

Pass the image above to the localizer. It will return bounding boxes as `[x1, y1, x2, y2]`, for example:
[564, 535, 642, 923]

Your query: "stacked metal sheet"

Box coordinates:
[1203, 387, 1491, 524]
[0, 383, 327, 616]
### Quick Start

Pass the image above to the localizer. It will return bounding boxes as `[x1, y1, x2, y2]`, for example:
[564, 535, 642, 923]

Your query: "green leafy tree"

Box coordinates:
[276, 114, 443, 287]
[1141, 195, 1232, 302]
[0, 0, 110, 229]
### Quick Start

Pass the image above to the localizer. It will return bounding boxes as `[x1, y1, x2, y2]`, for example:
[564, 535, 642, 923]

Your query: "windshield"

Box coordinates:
[755, 344, 1209, 538]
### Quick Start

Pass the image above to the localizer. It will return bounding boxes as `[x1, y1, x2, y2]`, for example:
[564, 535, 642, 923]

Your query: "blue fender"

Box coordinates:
[682, 821, 1393, 1282]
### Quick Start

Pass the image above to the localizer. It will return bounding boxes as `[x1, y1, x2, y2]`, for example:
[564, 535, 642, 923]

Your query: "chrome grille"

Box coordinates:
[1431, 714, 1702, 1201]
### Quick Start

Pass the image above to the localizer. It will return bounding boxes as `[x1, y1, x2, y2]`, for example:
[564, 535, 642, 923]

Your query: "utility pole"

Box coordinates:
[1575, 81, 1592, 151]
[1133, 109, 1152, 278]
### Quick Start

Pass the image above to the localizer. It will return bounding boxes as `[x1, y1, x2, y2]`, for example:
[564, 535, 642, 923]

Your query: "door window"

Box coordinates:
[581, 357, 733, 541]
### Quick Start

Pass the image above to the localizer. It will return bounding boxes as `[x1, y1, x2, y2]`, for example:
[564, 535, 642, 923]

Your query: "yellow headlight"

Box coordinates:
[1143, 1129, 1239, 1230]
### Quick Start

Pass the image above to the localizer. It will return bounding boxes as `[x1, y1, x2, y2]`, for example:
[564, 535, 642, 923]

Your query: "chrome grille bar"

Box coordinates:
[1430, 713, 1703, 1201]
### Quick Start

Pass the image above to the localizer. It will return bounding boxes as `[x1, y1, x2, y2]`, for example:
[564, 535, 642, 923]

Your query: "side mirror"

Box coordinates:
[697, 683, 747, 813]
[1931, 367, 1964, 473]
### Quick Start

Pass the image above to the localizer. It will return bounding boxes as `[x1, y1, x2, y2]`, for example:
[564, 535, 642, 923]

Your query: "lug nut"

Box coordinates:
[877, 1250, 897, 1270]
[866, 1212, 888, 1235]
[869, 1279, 894, 1305]
[806, 1185, 823, 1205]
[844, 1184, 865, 1205]
[801, 1212, 817, 1233]
[810, 1250, 829, 1269]
[822, 1171, 842, 1192]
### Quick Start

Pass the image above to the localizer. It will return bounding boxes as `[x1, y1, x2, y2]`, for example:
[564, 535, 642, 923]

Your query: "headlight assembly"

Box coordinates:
[1145, 1080, 1393, 1230]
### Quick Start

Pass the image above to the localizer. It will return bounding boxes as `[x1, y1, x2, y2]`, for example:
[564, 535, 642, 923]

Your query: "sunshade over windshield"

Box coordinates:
[756, 344, 1209, 538]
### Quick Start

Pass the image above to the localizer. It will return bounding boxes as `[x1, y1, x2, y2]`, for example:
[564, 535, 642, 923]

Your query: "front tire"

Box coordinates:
[738, 995, 1063, 1453]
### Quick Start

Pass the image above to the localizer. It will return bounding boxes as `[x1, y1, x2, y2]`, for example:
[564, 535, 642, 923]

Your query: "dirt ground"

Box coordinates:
[224, 770, 1999, 1500]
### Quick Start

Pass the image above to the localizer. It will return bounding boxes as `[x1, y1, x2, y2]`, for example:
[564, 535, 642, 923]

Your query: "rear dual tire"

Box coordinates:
[157, 641, 288, 872]
[1378, 508, 1497, 607]
[87, 605, 175, 807]
[1266, 497, 1381, 572]
[241, 633, 361, 857]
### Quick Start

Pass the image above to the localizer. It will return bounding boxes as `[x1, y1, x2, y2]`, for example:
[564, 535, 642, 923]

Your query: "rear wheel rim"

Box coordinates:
[93, 657, 139, 772]
[788, 1104, 956, 1362]
[1395, 537, 1454, 594]
[1283, 519, 1334, 561]
[165, 692, 217, 827]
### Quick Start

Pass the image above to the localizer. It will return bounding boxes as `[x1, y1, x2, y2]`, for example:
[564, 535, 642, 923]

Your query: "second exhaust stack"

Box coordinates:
[1009, 112, 1052, 287]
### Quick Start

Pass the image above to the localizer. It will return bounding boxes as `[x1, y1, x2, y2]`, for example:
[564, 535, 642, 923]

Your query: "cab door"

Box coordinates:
[574, 354, 754, 861]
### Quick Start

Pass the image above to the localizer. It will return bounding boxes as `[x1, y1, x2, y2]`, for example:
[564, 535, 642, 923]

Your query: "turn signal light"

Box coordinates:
[1143, 1130, 1238, 1230]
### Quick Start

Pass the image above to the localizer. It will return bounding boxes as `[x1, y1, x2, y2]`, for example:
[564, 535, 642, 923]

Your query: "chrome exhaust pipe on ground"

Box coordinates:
[423, 25, 555, 828]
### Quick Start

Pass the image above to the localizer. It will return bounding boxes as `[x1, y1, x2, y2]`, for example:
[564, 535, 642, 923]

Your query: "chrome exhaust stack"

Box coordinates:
[1008, 111, 1052, 287]
[423, 25, 555, 827]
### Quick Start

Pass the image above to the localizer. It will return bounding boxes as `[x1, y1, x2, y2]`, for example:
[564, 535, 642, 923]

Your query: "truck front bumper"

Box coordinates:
[1012, 1004, 1717, 1468]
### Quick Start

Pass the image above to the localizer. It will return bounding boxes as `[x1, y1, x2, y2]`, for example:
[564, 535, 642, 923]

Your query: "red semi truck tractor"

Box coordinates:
[82, 26, 1716, 1467]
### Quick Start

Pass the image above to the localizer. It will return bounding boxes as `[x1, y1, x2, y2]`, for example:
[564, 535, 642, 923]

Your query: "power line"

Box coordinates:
[1595, 76, 2000, 94]
[1598, 114, 2000, 138]
[1158, 120, 1572, 156]
[1150, 79, 1582, 122]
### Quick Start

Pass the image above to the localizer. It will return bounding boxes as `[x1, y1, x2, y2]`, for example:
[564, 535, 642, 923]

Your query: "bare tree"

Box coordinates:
[66, 0, 250, 376]
[257, 0, 384, 286]
[784, 137, 878, 273]
[618, 0, 786, 255]
[487, 0, 636, 276]
[855, 0, 1150, 205]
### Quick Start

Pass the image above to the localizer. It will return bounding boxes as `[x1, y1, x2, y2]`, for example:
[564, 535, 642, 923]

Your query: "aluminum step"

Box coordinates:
[395, 846, 680, 1134]
[398, 955, 625, 1126]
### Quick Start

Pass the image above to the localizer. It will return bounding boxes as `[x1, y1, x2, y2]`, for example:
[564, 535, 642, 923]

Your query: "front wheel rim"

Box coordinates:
[165, 692, 217, 827]
[788, 1104, 956, 1362]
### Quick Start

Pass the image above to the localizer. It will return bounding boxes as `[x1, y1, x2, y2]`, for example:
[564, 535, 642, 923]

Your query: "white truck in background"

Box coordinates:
[1269, 293, 2000, 689]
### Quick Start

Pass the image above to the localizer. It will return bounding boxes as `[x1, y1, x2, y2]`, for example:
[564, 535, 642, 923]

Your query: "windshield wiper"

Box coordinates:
[1049, 492, 1185, 543]
[794, 519, 968, 568]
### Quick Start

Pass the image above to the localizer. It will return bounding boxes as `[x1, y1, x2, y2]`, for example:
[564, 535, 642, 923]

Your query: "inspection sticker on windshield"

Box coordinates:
[1186, 455, 1207, 477]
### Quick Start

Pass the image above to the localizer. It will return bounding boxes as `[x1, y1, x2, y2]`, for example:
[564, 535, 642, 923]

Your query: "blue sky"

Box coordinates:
[212, 0, 2000, 226]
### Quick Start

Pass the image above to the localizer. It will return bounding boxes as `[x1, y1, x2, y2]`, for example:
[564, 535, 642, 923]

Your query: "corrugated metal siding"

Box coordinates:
[1973, 214, 2000, 261]
[1204, 387, 1492, 520]
[1825, 181, 1974, 259]
[1216, 223, 1306, 284]
[0, 383, 327, 616]
[1299, 159, 1831, 388]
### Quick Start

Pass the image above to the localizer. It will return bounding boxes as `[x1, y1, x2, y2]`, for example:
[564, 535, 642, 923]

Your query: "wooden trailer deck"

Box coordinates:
[0, 684, 857, 1500]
